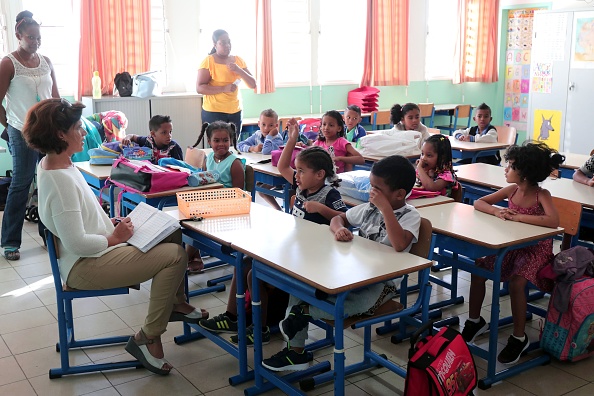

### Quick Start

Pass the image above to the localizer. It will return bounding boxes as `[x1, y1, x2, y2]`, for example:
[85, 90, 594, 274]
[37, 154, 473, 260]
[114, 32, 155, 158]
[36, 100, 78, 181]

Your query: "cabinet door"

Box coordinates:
[564, 11, 594, 155]
[150, 96, 203, 151]
[94, 99, 151, 135]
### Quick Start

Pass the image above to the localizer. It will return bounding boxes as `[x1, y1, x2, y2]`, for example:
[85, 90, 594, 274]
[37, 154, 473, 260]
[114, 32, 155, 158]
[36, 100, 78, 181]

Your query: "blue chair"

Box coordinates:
[46, 230, 142, 378]
[371, 110, 392, 130]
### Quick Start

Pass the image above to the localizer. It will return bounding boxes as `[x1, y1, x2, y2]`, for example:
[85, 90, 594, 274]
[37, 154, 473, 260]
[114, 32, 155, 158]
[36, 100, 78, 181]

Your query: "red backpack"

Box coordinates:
[404, 323, 477, 396]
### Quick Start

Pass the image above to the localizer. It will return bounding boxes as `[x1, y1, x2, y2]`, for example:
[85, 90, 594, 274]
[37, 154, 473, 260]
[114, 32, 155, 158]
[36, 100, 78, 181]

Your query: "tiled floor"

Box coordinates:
[2, 211, 594, 395]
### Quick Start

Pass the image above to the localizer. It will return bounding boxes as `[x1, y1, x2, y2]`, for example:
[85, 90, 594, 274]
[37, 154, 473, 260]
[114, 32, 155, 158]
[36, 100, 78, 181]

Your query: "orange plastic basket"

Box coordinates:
[176, 188, 251, 218]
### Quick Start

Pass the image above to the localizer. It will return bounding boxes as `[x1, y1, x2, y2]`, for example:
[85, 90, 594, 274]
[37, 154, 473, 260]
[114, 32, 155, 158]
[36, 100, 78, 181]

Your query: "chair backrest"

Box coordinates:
[450, 183, 464, 203]
[279, 117, 302, 132]
[245, 165, 255, 193]
[372, 110, 392, 129]
[427, 127, 441, 135]
[494, 125, 517, 145]
[409, 218, 433, 259]
[551, 196, 582, 251]
[418, 103, 434, 118]
[45, 229, 66, 292]
[453, 105, 472, 130]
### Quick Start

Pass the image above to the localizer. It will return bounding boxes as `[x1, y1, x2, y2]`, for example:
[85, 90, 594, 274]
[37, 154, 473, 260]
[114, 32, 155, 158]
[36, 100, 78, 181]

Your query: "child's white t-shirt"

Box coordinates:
[346, 202, 420, 252]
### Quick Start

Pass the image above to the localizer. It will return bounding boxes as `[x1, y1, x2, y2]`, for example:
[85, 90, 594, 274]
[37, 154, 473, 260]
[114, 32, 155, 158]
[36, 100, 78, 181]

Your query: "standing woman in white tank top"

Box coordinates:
[0, 10, 59, 260]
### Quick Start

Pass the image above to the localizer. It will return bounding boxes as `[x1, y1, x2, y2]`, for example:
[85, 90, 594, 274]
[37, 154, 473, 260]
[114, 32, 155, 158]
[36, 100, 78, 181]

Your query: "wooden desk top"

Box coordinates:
[455, 163, 509, 189]
[448, 136, 509, 152]
[417, 202, 562, 250]
[559, 152, 589, 170]
[249, 162, 283, 177]
[455, 163, 594, 209]
[342, 194, 453, 208]
[434, 104, 474, 112]
[170, 204, 431, 294]
[75, 161, 112, 179]
[243, 111, 377, 126]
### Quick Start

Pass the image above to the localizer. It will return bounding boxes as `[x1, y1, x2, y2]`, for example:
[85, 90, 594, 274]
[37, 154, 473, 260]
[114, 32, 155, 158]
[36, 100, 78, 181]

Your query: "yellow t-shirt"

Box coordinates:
[199, 55, 247, 114]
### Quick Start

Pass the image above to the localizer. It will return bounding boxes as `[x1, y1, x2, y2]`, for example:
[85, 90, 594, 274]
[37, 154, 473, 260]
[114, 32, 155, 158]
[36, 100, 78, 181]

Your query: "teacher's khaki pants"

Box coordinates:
[67, 230, 188, 337]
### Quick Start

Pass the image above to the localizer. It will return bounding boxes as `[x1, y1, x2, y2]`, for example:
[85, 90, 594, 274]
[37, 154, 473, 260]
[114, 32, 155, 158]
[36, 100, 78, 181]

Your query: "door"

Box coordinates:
[564, 11, 594, 155]
[527, 10, 572, 151]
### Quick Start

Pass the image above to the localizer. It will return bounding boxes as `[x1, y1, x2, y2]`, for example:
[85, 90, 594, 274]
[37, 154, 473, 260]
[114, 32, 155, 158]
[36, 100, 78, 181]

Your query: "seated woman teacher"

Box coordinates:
[23, 99, 209, 376]
[196, 29, 256, 135]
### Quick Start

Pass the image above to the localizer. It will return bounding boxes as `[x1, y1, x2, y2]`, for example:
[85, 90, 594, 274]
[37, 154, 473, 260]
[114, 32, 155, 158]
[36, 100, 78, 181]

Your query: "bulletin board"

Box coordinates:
[503, 8, 544, 140]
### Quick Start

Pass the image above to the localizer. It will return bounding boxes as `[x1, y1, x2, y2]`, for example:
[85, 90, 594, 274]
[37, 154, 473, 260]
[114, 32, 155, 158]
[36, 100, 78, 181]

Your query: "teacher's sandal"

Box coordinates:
[125, 330, 171, 375]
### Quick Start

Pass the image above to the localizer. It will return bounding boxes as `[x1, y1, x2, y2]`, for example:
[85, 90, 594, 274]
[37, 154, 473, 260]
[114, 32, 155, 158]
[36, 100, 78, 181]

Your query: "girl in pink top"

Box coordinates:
[313, 110, 364, 173]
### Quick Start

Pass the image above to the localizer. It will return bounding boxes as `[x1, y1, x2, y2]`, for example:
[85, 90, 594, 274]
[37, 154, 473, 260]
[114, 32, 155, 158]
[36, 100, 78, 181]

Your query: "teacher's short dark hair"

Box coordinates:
[22, 99, 85, 154]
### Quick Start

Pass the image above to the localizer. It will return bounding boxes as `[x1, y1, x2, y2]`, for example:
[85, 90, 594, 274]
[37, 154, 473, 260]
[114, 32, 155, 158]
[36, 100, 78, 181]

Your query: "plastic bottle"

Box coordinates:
[92, 71, 102, 99]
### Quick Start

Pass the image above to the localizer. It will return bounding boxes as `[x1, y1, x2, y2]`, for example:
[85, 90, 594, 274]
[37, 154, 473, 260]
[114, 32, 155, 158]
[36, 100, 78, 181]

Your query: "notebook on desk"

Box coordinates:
[126, 202, 180, 253]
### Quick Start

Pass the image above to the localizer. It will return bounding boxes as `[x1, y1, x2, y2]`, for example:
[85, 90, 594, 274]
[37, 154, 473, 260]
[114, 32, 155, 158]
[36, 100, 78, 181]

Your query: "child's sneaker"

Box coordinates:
[279, 304, 311, 342]
[461, 317, 488, 343]
[262, 347, 310, 372]
[498, 334, 529, 365]
[198, 313, 238, 333]
[230, 324, 270, 346]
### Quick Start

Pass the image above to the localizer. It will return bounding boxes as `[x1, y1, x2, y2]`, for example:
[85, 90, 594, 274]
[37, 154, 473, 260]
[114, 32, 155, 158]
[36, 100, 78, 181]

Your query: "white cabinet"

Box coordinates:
[81, 94, 203, 150]
[528, 10, 594, 154]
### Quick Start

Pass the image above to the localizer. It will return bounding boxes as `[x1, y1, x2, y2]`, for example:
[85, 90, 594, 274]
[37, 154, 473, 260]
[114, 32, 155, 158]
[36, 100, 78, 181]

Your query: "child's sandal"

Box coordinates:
[187, 257, 204, 274]
[124, 329, 171, 375]
[4, 249, 20, 261]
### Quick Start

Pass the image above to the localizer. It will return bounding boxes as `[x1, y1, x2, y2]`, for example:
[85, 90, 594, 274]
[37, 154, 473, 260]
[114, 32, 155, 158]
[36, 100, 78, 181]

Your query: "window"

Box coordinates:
[0, 14, 8, 57]
[271, 0, 311, 86]
[151, 0, 166, 84]
[318, 0, 366, 84]
[425, 0, 457, 80]
[198, 0, 256, 73]
[22, 0, 79, 96]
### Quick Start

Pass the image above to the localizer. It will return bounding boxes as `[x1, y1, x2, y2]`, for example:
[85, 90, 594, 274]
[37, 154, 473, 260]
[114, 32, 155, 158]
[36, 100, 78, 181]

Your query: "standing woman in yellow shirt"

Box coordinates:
[196, 29, 257, 137]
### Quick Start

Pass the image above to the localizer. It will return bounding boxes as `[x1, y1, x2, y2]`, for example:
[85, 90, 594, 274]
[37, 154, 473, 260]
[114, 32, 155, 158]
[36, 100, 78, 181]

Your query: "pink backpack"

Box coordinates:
[108, 157, 188, 194]
[541, 277, 594, 361]
[271, 146, 303, 169]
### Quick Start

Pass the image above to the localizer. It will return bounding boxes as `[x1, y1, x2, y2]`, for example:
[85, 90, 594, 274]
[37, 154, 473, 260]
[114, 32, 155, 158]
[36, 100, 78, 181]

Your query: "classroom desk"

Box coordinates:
[456, 163, 594, 210]
[341, 193, 453, 208]
[202, 205, 431, 396]
[417, 202, 562, 389]
[249, 162, 292, 213]
[166, 206, 255, 385]
[74, 161, 115, 216]
[558, 152, 589, 179]
[448, 136, 509, 163]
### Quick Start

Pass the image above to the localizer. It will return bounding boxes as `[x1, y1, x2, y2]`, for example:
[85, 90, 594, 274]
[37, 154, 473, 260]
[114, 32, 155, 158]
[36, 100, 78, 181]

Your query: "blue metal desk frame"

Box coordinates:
[173, 225, 253, 386]
[251, 168, 292, 213]
[452, 148, 502, 164]
[246, 263, 433, 396]
[430, 233, 553, 389]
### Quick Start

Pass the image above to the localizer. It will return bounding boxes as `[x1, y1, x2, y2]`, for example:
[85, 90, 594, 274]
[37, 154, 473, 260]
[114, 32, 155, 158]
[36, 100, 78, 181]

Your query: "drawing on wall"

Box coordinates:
[572, 13, 594, 68]
[532, 109, 562, 150]
[531, 62, 553, 93]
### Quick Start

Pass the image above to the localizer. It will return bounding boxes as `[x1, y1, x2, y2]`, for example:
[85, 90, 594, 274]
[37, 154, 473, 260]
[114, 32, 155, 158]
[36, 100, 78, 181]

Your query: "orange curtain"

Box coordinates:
[360, 0, 409, 87]
[255, 0, 274, 94]
[454, 0, 499, 84]
[78, 0, 151, 99]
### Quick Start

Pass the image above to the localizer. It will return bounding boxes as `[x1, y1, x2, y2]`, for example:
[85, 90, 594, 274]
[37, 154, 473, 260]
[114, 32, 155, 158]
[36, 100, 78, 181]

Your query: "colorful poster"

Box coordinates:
[571, 13, 594, 68]
[504, 9, 543, 137]
[532, 109, 562, 150]
[531, 62, 553, 93]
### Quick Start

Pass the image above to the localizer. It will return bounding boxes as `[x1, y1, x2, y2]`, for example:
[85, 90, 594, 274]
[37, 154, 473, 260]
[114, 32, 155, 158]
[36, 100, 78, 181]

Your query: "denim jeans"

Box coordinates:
[201, 109, 242, 148]
[1, 124, 39, 249]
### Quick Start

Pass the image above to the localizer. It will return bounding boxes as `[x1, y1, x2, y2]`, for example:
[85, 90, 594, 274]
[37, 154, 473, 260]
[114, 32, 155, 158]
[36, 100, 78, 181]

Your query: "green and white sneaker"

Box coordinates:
[230, 324, 270, 346]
